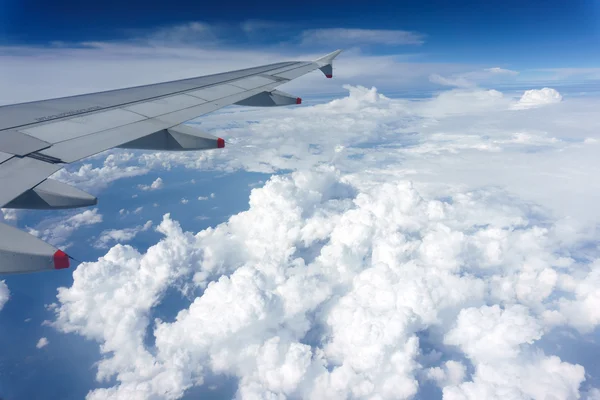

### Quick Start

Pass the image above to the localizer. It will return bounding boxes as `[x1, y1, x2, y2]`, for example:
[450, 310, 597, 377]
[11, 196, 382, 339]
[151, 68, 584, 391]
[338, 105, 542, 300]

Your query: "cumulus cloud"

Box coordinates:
[28, 209, 103, 246]
[511, 87, 563, 110]
[95, 221, 153, 249]
[51, 152, 149, 193]
[180, 198, 189, 204]
[138, 177, 164, 191]
[197, 196, 208, 201]
[52, 166, 600, 399]
[36, 337, 49, 349]
[301, 28, 425, 46]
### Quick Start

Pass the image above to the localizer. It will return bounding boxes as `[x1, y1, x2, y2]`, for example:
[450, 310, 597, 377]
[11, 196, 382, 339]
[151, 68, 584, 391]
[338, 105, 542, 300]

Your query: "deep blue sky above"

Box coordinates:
[2, 0, 599, 67]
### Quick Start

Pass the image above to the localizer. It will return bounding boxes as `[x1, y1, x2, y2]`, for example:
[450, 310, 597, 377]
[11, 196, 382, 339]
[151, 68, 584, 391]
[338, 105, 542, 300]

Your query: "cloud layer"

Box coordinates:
[301, 28, 425, 46]
[46, 82, 600, 399]
[95, 221, 153, 249]
[52, 166, 598, 399]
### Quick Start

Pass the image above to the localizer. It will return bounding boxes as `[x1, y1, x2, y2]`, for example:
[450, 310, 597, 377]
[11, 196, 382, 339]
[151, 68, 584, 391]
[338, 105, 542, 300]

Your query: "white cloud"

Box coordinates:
[511, 87, 563, 110]
[444, 305, 543, 363]
[52, 163, 600, 399]
[485, 67, 519, 75]
[429, 73, 475, 88]
[133, 207, 144, 215]
[0, 281, 9, 311]
[0, 208, 18, 222]
[426, 360, 466, 387]
[197, 196, 208, 201]
[28, 209, 103, 246]
[95, 221, 153, 249]
[210, 193, 215, 199]
[181, 198, 189, 204]
[143, 22, 217, 46]
[430, 67, 519, 88]
[36, 337, 49, 349]
[301, 28, 425, 46]
[51, 152, 149, 193]
[138, 177, 164, 191]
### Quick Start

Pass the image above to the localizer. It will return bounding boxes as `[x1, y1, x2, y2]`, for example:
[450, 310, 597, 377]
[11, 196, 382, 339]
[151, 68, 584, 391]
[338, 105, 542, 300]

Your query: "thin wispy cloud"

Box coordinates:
[301, 28, 425, 46]
[430, 67, 519, 88]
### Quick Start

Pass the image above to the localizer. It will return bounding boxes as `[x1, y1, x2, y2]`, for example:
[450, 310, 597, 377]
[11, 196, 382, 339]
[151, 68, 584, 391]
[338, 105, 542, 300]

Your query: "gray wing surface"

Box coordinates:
[0, 49, 342, 274]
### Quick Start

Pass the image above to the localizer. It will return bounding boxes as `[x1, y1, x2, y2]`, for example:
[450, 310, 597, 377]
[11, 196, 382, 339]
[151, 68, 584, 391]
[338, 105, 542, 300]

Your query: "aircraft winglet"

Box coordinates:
[315, 49, 342, 78]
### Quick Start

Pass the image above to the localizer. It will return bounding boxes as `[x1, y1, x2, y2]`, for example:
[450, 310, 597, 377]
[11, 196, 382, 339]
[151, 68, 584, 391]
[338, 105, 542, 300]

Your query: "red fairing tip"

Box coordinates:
[325, 74, 333, 78]
[296, 97, 302, 105]
[53, 250, 70, 270]
[217, 138, 225, 148]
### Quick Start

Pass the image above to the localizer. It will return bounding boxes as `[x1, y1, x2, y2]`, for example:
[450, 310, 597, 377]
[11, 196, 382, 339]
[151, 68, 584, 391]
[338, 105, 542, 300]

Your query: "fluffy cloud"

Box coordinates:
[511, 87, 563, 110]
[28, 208, 103, 246]
[40, 70, 600, 399]
[36, 337, 49, 349]
[95, 221, 153, 249]
[52, 164, 600, 399]
[51, 152, 149, 193]
[138, 177, 164, 191]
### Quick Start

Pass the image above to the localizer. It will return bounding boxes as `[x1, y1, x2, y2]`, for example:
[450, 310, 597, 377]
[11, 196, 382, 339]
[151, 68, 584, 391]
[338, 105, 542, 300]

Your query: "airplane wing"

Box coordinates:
[0, 49, 342, 274]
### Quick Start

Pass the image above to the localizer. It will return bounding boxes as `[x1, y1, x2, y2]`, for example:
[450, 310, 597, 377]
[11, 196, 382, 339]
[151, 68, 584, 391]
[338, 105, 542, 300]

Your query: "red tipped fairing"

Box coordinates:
[217, 138, 225, 148]
[53, 250, 70, 269]
[0, 223, 72, 274]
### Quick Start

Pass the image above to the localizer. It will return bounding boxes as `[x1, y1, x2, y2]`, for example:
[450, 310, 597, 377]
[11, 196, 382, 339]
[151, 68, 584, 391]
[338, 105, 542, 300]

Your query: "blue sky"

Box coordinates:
[2, 0, 599, 68]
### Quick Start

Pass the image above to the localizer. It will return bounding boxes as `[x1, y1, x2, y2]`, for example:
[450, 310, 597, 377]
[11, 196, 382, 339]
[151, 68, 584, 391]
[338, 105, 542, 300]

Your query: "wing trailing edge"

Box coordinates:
[5, 179, 97, 210]
[235, 90, 302, 107]
[118, 124, 225, 151]
[0, 222, 70, 274]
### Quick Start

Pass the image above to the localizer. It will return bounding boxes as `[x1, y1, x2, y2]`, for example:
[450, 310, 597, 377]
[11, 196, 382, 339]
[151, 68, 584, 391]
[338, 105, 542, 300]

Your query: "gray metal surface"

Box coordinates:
[0, 222, 67, 274]
[0, 152, 12, 164]
[118, 124, 222, 151]
[5, 179, 97, 209]
[0, 49, 342, 274]
[0, 130, 51, 156]
[0, 61, 297, 131]
[235, 90, 300, 107]
[0, 157, 63, 206]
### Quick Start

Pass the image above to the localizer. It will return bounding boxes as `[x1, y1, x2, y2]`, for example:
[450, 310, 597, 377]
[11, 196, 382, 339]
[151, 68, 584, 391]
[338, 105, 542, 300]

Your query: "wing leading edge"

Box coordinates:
[0, 49, 342, 274]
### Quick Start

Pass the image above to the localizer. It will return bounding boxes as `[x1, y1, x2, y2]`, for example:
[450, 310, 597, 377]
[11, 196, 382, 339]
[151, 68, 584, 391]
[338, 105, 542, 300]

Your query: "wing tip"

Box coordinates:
[53, 250, 70, 270]
[315, 49, 343, 65]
